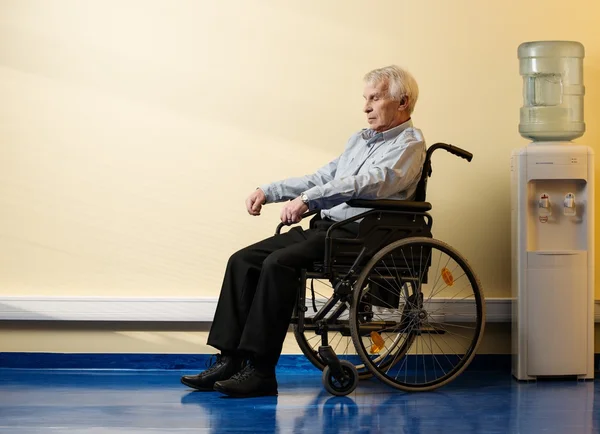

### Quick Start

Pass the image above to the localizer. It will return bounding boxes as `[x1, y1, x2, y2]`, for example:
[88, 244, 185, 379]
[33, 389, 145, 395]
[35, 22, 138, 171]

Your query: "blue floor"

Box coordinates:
[0, 368, 598, 433]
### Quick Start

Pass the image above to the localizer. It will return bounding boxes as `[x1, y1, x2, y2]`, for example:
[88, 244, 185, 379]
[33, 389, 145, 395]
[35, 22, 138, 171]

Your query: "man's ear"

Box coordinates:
[398, 96, 408, 111]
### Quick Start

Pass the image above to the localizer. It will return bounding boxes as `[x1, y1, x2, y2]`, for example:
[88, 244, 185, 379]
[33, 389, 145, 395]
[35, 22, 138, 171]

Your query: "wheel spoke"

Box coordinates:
[350, 237, 485, 391]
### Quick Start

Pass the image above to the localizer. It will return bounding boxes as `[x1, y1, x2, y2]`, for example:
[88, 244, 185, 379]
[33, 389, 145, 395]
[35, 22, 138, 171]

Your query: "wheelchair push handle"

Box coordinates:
[429, 142, 473, 162]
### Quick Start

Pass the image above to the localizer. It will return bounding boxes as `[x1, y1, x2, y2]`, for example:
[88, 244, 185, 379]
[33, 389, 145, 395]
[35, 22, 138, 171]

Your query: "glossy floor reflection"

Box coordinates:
[0, 369, 598, 433]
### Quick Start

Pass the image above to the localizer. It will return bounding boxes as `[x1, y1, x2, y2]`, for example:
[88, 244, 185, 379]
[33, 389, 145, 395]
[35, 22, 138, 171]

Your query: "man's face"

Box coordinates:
[363, 80, 406, 132]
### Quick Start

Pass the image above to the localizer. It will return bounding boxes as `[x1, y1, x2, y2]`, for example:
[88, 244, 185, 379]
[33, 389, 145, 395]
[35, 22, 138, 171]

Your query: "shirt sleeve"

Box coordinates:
[259, 157, 340, 203]
[302, 138, 425, 210]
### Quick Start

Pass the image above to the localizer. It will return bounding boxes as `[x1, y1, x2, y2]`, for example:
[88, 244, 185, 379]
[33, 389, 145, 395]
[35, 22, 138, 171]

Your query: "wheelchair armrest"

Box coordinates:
[275, 209, 319, 235]
[346, 199, 432, 212]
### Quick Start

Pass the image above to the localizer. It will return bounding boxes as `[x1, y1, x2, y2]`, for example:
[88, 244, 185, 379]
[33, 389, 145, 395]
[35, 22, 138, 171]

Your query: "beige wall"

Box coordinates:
[1, 0, 599, 353]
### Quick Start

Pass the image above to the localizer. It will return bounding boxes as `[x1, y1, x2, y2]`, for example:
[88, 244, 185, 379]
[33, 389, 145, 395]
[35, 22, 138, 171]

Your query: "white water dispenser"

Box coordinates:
[511, 41, 595, 380]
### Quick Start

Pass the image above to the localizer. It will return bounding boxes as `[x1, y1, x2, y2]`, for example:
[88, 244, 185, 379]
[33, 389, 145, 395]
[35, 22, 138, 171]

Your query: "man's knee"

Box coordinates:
[227, 246, 256, 268]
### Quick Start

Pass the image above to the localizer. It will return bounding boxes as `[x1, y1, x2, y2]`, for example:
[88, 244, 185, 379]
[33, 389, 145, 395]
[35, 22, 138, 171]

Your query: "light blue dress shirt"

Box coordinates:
[260, 119, 426, 222]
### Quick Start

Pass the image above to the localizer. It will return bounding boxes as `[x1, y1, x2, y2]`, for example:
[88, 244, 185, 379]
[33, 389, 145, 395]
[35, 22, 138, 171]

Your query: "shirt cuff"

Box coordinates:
[258, 184, 275, 203]
[303, 187, 321, 210]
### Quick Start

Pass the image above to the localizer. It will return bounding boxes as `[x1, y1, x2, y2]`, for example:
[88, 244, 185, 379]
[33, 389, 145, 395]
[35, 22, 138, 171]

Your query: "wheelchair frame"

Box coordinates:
[277, 143, 485, 396]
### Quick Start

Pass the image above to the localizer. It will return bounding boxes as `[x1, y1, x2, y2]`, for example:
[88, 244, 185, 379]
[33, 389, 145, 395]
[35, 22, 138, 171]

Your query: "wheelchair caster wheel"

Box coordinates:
[322, 360, 359, 396]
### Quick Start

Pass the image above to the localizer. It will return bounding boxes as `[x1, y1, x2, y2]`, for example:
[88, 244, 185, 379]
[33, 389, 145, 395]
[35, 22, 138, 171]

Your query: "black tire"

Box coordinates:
[294, 277, 407, 379]
[322, 360, 359, 396]
[349, 237, 485, 392]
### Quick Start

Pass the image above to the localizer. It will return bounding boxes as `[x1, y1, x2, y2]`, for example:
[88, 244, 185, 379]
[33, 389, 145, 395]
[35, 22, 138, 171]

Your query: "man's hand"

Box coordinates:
[280, 197, 309, 224]
[246, 189, 266, 216]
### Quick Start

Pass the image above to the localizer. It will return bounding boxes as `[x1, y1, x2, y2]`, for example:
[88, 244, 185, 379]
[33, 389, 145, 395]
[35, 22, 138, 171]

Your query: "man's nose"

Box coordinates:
[364, 103, 372, 113]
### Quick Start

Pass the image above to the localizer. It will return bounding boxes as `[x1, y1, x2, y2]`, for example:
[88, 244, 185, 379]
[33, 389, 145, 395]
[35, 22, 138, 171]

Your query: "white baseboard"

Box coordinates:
[0, 297, 218, 322]
[1, 296, 598, 323]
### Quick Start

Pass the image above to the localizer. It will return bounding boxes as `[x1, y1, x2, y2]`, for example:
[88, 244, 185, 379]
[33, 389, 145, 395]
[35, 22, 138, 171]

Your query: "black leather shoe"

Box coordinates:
[213, 364, 278, 398]
[180, 354, 243, 391]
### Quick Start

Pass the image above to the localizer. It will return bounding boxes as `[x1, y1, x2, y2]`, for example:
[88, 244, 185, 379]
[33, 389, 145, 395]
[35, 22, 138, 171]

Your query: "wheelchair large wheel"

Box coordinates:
[349, 237, 485, 392]
[294, 277, 412, 379]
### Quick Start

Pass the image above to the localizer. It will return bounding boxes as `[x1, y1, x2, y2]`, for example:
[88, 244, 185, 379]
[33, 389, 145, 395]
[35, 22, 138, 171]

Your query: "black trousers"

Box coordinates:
[207, 217, 359, 368]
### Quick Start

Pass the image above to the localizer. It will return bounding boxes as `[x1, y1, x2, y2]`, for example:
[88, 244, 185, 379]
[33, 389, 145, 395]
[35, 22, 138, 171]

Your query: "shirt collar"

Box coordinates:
[361, 118, 413, 141]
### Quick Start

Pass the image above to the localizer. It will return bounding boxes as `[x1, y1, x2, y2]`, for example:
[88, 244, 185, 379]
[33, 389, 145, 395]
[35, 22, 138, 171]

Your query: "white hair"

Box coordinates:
[364, 65, 419, 115]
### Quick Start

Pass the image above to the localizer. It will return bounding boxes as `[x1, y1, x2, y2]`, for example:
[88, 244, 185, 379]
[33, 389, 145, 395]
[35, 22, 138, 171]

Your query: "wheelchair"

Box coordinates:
[277, 143, 486, 396]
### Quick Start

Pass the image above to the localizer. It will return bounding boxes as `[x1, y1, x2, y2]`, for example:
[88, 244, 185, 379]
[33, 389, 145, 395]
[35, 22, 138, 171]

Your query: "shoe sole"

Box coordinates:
[180, 377, 217, 392]
[213, 383, 278, 398]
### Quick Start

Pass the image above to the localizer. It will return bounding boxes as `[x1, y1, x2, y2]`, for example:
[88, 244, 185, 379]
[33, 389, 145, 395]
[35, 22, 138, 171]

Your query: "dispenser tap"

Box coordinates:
[538, 193, 552, 217]
[563, 193, 576, 216]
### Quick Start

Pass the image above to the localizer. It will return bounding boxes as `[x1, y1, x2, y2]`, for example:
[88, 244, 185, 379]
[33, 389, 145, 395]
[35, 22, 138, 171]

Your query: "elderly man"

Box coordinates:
[181, 65, 426, 398]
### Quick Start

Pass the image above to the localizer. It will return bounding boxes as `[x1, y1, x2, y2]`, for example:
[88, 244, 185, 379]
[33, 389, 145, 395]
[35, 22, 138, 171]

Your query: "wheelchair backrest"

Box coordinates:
[324, 143, 472, 273]
[414, 143, 473, 202]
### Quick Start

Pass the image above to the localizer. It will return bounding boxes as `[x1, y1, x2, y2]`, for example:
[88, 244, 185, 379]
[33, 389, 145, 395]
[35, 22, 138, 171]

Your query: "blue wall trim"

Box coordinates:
[0, 352, 598, 372]
[0, 352, 565, 371]
[0, 353, 324, 371]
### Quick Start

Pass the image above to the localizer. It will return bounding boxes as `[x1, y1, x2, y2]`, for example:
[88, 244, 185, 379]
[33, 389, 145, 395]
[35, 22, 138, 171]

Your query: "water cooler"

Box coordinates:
[511, 41, 595, 380]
